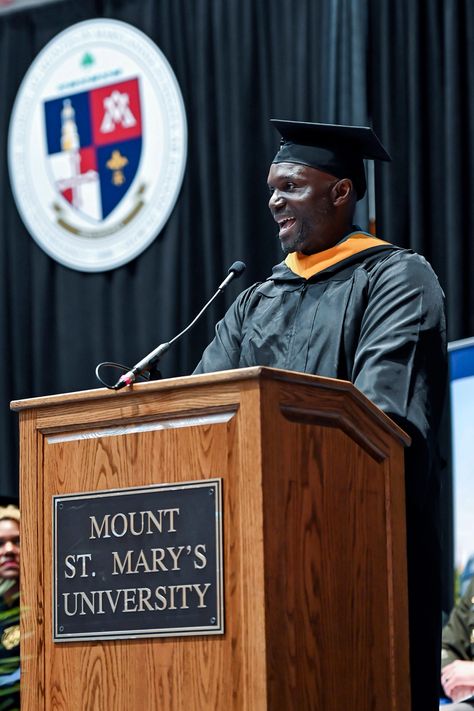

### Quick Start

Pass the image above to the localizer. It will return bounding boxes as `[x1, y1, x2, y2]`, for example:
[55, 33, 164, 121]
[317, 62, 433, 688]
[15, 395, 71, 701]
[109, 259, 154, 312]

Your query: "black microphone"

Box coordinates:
[111, 261, 246, 390]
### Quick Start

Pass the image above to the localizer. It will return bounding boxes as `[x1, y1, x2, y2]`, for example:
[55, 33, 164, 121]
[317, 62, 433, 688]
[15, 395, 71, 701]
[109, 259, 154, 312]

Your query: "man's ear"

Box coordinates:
[331, 178, 354, 206]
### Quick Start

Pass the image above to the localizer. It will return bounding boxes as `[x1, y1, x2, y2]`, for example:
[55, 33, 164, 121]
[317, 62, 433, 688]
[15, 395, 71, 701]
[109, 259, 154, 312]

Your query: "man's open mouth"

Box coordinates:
[277, 216, 296, 236]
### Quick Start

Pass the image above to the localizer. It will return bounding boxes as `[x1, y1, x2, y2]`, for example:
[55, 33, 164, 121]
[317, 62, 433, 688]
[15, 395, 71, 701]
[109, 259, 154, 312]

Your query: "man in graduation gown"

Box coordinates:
[194, 119, 447, 710]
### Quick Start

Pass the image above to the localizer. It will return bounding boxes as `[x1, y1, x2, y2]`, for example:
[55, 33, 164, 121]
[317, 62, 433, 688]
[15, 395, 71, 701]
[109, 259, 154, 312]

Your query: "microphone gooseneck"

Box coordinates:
[105, 261, 246, 391]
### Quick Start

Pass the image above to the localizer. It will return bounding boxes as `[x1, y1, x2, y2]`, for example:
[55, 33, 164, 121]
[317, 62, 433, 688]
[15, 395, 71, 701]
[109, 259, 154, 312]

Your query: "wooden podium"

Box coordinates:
[12, 367, 411, 710]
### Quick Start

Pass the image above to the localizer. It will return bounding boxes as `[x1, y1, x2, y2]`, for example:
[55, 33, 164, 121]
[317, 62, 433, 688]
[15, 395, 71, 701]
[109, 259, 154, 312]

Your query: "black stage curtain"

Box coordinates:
[370, 0, 474, 339]
[0, 3, 472, 605]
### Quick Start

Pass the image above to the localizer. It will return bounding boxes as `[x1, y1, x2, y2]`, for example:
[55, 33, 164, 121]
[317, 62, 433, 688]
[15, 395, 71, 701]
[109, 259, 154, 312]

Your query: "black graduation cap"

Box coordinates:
[271, 119, 391, 200]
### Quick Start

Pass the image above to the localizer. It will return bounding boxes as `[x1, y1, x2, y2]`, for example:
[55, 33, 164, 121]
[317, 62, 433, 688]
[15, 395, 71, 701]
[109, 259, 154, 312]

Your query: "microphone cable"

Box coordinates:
[95, 261, 246, 390]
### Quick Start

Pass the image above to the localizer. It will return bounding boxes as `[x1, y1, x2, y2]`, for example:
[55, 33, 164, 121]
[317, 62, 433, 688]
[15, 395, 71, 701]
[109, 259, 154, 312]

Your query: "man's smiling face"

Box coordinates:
[267, 162, 339, 255]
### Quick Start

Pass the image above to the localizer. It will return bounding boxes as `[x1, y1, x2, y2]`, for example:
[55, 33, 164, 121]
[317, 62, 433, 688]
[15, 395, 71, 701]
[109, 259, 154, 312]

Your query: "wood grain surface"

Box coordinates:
[15, 368, 410, 710]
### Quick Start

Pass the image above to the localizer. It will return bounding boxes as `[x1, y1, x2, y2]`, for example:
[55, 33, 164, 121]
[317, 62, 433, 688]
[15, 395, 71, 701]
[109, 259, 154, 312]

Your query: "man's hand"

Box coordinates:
[442, 660, 474, 702]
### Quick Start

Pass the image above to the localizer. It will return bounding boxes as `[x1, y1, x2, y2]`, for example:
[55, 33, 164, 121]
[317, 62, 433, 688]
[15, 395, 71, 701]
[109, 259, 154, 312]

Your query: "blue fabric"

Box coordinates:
[0, 667, 20, 686]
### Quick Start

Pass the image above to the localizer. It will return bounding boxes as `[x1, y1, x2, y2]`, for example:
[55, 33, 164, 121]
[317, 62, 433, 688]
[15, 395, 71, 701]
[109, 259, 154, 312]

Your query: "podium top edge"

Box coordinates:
[10, 366, 332, 409]
[10, 366, 410, 446]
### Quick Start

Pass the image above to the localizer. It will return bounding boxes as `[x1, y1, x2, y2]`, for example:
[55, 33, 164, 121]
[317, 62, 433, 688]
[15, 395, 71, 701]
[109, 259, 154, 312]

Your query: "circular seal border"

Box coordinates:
[8, 19, 187, 272]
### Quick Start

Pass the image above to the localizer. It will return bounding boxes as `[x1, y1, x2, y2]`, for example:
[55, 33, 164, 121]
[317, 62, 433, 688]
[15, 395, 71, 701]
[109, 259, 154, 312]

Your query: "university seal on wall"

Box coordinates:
[8, 19, 187, 272]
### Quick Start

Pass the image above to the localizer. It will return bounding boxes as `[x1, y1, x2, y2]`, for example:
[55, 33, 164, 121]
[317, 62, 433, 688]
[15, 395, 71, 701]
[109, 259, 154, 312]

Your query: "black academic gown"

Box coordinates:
[195, 239, 447, 710]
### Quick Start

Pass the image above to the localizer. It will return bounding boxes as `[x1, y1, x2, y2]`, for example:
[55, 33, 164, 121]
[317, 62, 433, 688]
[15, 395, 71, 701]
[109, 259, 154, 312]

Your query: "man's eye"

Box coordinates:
[286, 182, 296, 191]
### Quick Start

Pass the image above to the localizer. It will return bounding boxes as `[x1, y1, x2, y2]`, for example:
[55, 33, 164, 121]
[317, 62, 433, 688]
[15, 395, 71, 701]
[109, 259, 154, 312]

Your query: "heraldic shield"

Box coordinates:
[43, 78, 142, 221]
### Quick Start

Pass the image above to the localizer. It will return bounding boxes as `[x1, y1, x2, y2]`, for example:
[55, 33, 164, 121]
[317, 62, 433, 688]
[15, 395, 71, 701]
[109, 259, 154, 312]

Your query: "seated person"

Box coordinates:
[0, 504, 20, 710]
[441, 577, 474, 708]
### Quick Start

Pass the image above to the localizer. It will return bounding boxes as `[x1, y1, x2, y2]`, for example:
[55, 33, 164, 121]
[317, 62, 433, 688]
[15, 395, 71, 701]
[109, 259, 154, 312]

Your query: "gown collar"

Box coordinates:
[284, 231, 392, 280]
